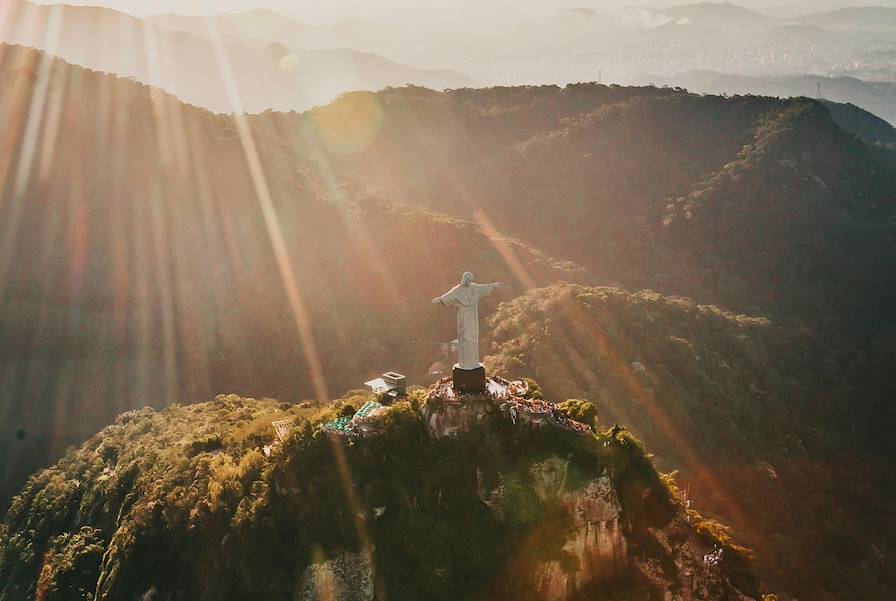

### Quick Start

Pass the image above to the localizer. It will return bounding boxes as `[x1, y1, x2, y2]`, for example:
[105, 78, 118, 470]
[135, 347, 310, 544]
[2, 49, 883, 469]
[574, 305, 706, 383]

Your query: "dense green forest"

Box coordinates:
[262, 84, 896, 337]
[0, 389, 761, 601]
[486, 284, 896, 600]
[2, 42, 896, 601]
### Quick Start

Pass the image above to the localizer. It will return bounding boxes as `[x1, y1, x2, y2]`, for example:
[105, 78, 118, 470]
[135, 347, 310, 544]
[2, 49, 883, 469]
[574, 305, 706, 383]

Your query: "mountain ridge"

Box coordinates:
[644, 70, 896, 127]
[0, 1, 474, 113]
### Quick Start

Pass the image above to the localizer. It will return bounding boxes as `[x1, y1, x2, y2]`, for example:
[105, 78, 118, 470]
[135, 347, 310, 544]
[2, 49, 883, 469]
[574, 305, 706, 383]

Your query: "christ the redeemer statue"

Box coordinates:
[432, 272, 502, 393]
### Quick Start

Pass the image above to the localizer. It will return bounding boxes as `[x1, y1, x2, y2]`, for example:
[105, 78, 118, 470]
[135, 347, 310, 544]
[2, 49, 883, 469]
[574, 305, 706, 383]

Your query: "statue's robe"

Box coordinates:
[434, 282, 499, 370]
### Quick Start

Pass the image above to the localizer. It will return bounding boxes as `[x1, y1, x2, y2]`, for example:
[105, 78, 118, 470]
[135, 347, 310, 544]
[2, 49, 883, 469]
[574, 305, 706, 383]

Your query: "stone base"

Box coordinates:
[453, 364, 486, 395]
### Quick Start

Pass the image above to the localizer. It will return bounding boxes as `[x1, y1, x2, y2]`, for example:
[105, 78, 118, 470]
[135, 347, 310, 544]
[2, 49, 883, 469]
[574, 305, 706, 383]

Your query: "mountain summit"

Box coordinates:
[0, 382, 760, 601]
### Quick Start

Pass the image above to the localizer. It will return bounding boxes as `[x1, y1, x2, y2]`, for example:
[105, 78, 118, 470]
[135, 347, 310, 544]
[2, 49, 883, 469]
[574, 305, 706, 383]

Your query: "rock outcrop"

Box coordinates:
[423, 377, 591, 438]
[479, 456, 629, 601]
[294, 552, 374, 601]
[632, 518, 757, 601]
[531, 460, 628, 600]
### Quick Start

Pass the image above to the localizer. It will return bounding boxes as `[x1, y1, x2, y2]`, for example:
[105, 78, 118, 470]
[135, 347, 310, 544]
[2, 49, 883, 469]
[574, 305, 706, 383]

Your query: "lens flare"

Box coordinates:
[279, 53, 300, 72]
[310, 92, 385, 155]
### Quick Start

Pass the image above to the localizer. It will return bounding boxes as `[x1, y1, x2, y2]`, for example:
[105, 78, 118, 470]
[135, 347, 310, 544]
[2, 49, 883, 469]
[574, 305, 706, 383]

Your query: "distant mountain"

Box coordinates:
[765, 23, 841, 46]
[643, 20, 718, 46]
[305, 84, 896, 338]
[795, 6, 896, 29]
[149, 9, 432, 66]
[658, 1, 776, 29]
[0, 1, 474, 113]
[822, 99, 896, 145]
[149, 9, 319, 49]
[651, 3, 896, 34]
[657, 70, 896, 126]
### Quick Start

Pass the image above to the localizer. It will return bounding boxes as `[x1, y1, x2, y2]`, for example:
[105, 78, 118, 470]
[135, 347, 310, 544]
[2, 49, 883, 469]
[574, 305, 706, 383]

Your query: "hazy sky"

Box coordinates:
[41, 1, 896, 24]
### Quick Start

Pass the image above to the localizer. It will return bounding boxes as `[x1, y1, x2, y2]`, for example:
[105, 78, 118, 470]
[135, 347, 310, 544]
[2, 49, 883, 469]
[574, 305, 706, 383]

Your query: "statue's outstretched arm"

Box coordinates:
[474, 282, 503, 300]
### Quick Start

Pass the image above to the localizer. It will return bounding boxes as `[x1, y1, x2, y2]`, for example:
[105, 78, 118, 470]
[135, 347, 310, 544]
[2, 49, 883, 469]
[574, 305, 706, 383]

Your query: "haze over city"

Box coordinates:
[12, 0, 896, 119]
[33, 0, 896, 22]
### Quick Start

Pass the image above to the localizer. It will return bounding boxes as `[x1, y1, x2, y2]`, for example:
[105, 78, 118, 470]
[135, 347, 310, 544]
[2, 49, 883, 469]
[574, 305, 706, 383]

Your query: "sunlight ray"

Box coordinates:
[553, 295, 753, 533]
[0, 7, 63, 306]
[197, 17, 385, 585]
[201, 4, 328, 403]
[36, 58, 66, 183]
[472, 208, 538, 289]
[10, 4, 61, 199]
[280, 110, 408, 314]
[149, 182, 181, 405]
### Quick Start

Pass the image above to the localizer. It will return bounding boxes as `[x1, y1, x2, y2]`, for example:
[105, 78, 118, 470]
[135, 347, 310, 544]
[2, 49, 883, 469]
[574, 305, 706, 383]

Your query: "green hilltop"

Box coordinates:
[0, 386, 759, 601]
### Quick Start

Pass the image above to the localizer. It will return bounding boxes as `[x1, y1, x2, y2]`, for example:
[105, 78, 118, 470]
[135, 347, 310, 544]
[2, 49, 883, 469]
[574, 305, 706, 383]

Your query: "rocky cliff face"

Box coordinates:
[295, 552, 374, 601]
[631, 517, 757, 601]
[529, 461, 628, 600]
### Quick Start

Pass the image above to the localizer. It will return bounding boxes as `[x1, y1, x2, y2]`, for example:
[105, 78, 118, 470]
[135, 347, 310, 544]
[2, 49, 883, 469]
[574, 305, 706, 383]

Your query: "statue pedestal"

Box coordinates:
[453, 364, 486, 395]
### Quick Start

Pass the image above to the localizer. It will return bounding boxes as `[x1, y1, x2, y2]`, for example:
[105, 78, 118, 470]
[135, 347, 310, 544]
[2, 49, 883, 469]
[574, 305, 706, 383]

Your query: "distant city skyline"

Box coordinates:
[36, 0, 896, 24]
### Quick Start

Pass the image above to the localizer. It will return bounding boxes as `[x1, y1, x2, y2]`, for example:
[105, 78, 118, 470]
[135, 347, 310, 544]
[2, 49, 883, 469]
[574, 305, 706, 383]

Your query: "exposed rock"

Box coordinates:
[476, 467, 510, 521]
[294, 552, 374, 601]
[530, 457, 570, 503]
[423, 395, 492, 438]
[423, 376, 529, 437]
[423, 376, 591, 438]
[566, 477, 623, 524]
[534, 474, 628, 600]
[632, 517, 758, 601]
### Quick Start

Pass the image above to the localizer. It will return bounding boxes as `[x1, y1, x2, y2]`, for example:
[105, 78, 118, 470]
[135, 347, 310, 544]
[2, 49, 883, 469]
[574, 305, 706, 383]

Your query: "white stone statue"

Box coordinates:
[432, 272, 502, 370]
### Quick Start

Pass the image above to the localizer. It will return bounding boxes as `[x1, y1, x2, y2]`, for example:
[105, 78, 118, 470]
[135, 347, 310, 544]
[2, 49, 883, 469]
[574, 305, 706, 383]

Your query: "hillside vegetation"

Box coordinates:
[0, 389, 758, 600]
[486, 284, 896, 600]
[0, 44, 579, 508]
[270, 84, 896, 337]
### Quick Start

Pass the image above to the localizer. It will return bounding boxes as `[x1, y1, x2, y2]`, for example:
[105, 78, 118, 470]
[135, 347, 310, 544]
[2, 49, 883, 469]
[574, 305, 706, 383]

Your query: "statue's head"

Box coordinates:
[461, 272, 474, 286]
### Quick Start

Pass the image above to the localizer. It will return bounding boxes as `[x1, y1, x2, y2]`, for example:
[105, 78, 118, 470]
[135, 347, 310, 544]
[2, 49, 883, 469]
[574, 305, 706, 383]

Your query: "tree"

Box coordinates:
[556, 399, 598, 429]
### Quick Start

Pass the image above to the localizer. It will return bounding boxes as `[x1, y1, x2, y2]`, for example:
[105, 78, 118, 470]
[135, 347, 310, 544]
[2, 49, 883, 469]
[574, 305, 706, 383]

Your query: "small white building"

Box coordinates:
[364, 371, 407, 401]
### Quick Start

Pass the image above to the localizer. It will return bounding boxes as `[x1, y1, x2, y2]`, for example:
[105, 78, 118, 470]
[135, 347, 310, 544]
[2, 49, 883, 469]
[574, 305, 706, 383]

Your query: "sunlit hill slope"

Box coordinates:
[1, 41, 896, 601]
[0, 43, 579, 511]
[298, 84, 896, 337]
[487, 284, 895, 600]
